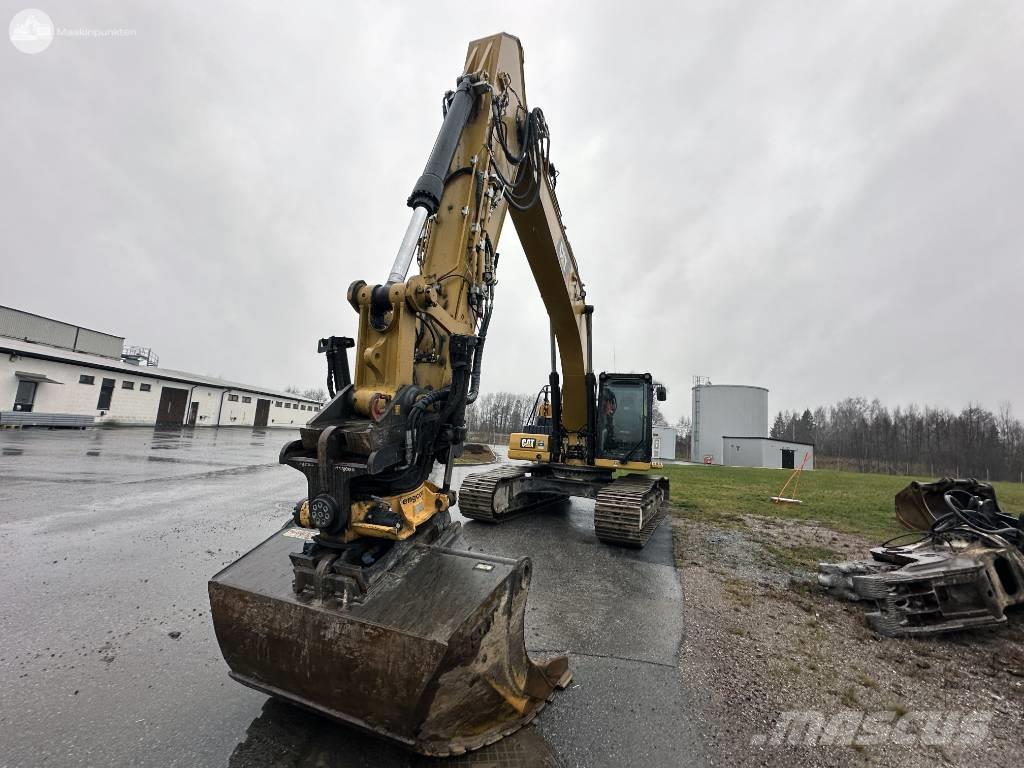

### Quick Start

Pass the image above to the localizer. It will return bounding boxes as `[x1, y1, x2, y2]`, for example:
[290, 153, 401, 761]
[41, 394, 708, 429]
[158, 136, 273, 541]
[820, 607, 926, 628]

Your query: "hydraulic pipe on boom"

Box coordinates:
[387, 75, 480, 284]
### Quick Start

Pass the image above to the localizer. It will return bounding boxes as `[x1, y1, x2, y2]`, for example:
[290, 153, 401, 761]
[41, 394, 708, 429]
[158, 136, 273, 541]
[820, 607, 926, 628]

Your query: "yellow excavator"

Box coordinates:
[209, 33, 669, 757]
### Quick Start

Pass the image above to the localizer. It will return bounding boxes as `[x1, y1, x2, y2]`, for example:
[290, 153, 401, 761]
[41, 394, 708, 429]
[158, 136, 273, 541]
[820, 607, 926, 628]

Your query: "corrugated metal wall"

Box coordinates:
[74, 326, 124, 358]
[0, 306, 124, 359]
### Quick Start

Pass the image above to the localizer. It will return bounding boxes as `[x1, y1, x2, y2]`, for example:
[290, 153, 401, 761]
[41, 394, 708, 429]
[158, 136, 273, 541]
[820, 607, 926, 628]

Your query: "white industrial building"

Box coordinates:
[0, 306, 321, 428]
[652, 425, 677, 461]
[691, 378, 813, 469]
[723, 436, 813, 470]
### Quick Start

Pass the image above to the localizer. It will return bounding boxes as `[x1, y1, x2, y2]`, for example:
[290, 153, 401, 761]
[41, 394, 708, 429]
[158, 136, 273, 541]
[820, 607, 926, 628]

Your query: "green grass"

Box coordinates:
[660, 464, 1024, 541]
[762, 542, 844, 570]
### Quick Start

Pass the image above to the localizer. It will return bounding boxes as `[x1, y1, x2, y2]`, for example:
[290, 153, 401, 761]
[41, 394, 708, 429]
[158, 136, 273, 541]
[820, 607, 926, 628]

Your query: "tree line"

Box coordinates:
[285, 384, 1023, 481]
[466, 391, 673, 443]
[285, 385, 328, 402]
[771, 398, 1024, 481]
[466, 392, 544, 441]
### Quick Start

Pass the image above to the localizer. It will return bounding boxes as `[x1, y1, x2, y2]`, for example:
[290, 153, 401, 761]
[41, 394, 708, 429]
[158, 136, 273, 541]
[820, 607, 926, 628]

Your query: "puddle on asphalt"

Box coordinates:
[227, 699, 561, 768]
[2, 447, 24, 456]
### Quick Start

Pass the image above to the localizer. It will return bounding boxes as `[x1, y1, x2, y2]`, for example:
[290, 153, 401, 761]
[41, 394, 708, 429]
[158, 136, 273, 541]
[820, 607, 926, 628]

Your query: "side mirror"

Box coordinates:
[656, 385, 667, 402]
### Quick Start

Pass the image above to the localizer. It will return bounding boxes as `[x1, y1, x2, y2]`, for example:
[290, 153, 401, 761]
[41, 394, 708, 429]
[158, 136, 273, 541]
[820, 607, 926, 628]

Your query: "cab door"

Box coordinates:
[595, 373, 655, 463]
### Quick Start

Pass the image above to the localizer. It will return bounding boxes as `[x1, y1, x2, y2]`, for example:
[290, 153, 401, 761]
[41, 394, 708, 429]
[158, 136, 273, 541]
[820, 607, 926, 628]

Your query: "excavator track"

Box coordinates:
[593, 474, 670, 547]
[458, 466, 568, 522]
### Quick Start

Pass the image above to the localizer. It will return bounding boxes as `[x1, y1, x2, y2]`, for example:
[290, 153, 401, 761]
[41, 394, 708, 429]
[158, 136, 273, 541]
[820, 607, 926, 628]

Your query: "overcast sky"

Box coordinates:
[3, 0, 1022, 424]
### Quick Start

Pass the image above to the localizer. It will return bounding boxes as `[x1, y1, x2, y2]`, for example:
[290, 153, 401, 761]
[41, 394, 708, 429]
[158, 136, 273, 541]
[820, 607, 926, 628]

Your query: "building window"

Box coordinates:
[122, 381, 135, 390]
[140, 383, 151, 392]
[97, 378, 115, 410]
[242, 396, 252, 404]
[228, 394, 239, 402]
[79, 374, 95, 385]
[275, 401, 282, 407]
[284, 403, 291, 409]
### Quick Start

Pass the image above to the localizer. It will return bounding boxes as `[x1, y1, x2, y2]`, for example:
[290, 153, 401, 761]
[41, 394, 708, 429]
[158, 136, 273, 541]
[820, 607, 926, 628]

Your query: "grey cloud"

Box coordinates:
[2, 0, 1021, 424]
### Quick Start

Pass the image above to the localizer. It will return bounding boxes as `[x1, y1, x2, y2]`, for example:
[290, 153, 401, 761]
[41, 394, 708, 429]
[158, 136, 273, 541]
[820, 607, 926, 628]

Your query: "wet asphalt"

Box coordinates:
[0, 427, 705, 768]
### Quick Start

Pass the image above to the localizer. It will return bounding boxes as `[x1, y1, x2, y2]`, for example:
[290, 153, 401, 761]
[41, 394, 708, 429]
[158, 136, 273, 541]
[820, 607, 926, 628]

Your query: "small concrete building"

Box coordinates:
[652, 425, 677, 461]
[723, 436, 814, 470]
[0, 306, 321, 428]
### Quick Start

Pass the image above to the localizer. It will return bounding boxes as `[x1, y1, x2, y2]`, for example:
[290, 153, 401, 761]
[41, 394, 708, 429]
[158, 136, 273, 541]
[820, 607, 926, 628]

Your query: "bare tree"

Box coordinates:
[786, 396, 1024, 480]
[302, 387, 327, 403]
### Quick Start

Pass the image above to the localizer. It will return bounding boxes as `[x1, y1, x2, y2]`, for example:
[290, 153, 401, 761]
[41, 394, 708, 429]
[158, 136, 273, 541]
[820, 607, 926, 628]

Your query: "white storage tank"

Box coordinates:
[691, 383, 769, 465]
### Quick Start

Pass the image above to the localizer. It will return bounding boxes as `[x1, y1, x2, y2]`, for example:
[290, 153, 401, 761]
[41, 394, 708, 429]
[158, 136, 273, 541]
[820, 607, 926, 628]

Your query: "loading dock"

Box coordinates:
[254, 398, 271, 427]
[157, 387, 189, 425]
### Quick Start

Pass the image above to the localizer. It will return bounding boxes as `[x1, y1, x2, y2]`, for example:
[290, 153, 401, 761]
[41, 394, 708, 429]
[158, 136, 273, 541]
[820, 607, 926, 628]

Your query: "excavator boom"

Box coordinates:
[210, 33, 582, 755]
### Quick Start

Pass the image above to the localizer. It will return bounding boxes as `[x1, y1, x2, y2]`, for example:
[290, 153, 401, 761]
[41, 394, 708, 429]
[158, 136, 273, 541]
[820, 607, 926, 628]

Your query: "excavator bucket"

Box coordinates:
[209, 525, 570, 756]
[894, 477, 1003, 531]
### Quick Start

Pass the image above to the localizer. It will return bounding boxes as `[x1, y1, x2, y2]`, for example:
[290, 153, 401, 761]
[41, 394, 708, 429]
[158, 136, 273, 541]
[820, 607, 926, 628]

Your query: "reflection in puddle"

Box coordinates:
[228, 700, 561, 768]
[2, 447, 24, 456]
[86, 449, 101, 457]
[150, 426, 194, 450]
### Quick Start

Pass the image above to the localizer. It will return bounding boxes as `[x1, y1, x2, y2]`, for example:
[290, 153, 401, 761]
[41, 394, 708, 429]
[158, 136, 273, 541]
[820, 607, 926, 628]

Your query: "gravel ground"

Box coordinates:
[673, 514, 1024, 768]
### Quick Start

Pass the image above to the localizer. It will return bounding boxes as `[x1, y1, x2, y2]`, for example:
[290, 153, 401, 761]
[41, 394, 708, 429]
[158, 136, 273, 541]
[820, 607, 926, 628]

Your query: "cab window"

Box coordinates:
[597, 380, 649, 461]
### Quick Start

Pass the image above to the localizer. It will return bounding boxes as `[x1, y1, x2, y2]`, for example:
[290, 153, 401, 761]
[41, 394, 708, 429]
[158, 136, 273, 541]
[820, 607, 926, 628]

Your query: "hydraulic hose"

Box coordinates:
[466, 301, 492, 405]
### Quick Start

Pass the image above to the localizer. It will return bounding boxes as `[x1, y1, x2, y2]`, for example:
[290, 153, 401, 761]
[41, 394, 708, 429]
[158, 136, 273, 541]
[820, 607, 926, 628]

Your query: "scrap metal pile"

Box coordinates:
[818, 478, 1024, 637]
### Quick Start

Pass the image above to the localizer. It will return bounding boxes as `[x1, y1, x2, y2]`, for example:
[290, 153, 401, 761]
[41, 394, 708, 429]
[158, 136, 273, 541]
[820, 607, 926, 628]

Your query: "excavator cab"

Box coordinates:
[596, 373, 665, 465]
[487, 371, 669, 547]
[525, 385, 553, 434]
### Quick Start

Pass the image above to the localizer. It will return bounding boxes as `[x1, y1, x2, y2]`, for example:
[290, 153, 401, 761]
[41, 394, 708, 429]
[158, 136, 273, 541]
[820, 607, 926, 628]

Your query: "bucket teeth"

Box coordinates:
[209, 520, 569, 756]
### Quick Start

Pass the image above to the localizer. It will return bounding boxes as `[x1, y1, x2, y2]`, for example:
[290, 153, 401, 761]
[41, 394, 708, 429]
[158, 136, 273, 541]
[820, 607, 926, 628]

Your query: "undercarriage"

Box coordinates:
[459, 463, 670, 548]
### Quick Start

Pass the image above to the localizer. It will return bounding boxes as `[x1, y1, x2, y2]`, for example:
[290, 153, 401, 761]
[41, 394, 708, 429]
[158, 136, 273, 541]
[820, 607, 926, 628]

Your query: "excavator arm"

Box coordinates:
[284, 33, 591, 544]
[209, 33, 582, 757]
[509, 146, 593, 463]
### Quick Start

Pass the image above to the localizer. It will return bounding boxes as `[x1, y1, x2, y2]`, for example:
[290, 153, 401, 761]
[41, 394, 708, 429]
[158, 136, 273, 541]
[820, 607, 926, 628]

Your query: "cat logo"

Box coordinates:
[520, 437, 536, 449]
